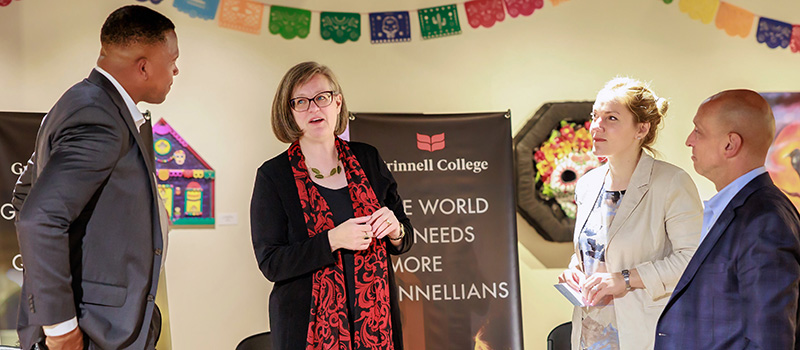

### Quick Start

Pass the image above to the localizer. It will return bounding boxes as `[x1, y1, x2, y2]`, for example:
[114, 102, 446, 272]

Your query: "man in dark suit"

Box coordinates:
[655, 90, 800, 349]
[11, 5, 178, 350]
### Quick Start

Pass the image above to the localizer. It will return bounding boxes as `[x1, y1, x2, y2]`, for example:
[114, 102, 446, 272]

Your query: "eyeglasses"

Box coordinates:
[289, 91, 337, 112]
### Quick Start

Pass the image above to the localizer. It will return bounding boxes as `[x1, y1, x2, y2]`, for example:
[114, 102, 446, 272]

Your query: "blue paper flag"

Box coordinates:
[136, 0, 164, 4]
[173, 0, 220, 20]
[369, 11, 411, 44]
[756, 17, 792, 49]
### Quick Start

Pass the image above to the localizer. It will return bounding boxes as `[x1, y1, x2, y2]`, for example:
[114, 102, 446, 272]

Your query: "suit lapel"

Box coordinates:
[87, 70, 156, 177]
[574, 164, 608, 249]
[668, 208, 735, 300]
[665, 173, 772, 309]
[606, 154, 653, 244]
[87, 69, 165, 251]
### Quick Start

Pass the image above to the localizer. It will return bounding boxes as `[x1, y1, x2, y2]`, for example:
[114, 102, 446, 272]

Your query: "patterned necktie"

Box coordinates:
[140, 111, 155, 169]
[140, 110, 169, 263]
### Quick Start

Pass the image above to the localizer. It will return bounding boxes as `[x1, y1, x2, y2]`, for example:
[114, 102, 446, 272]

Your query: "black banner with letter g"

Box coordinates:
[0, 111, 44, 345]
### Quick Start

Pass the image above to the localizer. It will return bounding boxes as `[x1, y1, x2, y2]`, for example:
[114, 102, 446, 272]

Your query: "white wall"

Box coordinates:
[2, 0, 800, 349]
[0, 4, 21, 103]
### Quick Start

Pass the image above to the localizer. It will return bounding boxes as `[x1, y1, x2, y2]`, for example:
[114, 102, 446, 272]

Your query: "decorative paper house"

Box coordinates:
[152, 118, 215, 227]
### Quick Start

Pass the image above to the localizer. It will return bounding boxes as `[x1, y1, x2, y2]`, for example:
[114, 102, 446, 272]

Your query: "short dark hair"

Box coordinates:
[101, 5, 175, 46]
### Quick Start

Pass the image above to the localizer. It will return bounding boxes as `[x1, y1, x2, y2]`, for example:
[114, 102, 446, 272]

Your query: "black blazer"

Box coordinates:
[13, 69, 164, 350]
[250, 141, 413, 350]
[655, 173, 800, 349]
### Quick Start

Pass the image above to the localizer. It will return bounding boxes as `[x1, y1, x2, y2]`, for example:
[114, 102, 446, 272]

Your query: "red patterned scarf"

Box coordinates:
[289, 138, 394, 350]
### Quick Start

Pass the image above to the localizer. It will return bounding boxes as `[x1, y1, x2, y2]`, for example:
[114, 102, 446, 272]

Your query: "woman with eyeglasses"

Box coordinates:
[250, 61, 412, 350]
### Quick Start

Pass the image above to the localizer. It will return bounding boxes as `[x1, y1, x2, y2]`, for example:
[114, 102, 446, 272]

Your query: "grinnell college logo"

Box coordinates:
[417, 133, 445, 152]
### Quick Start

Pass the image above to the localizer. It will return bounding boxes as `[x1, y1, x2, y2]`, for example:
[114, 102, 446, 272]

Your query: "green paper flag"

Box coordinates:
[418, 4, 461, 40]
[321, 12, 361, 44]
[269, 5, 311, 39]
[663, 0, 673, 3]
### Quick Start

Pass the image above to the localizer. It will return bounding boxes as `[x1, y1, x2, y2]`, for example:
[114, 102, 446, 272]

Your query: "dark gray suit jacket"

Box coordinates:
[12, 69, 165, 350]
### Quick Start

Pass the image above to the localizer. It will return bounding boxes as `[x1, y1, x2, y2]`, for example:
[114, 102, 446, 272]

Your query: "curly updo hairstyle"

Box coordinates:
[598, 77, 668, 155]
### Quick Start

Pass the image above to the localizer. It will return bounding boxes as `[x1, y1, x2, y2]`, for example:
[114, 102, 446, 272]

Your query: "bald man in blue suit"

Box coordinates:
[655, 90, 800, 349]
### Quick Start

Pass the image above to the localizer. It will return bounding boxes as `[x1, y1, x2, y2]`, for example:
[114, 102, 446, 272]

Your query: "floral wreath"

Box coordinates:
[533, 120, 605, 219]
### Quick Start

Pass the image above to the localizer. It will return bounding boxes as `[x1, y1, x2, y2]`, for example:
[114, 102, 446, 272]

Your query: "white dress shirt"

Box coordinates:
[94, 66, 145, 130]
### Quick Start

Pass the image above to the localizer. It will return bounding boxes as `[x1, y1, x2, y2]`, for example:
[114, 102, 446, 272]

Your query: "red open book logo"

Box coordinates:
[417, 133, 445, 152]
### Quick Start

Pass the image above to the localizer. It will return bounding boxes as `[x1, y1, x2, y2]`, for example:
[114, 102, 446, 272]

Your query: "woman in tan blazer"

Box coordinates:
[557, 77, 703, 350]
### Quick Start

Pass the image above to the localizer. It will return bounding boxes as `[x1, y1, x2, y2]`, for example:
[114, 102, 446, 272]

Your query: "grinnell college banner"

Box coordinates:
[0, 112, 44, 346]
[349, 112, 523, 350]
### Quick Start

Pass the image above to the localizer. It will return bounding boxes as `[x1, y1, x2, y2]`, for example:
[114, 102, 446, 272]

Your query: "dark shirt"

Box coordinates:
[315, 184, 358, 341]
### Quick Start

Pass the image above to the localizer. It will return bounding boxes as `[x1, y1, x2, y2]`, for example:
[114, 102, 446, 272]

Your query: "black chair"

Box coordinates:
[547, 321, 572, 350]
[235, 331, 271, 350]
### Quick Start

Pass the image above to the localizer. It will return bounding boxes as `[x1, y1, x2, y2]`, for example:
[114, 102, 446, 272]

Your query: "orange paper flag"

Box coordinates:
[219, 0, 265, 34]
[714, 2, 754, 38]
[679, 0, 720, 24]
[549, 0, 569, 6]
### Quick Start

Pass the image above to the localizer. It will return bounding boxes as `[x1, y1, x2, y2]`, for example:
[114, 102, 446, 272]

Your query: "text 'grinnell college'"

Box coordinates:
[385, 158, 489, 174]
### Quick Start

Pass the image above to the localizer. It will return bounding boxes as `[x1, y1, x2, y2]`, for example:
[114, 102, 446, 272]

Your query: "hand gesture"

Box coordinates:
[45, 326, 84, 350]
[580, 272, 626, 306]
[329, 216, 373, 251]
[368, 207, 401, 240]
[557, 267, 586, 293]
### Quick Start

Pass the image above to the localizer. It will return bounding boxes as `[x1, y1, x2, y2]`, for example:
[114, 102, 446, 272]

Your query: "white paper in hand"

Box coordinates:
[554, 283, 588, 307]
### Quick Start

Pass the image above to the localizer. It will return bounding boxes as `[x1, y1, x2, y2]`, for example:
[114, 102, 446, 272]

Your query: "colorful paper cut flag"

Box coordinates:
[269, 5, 311, 39]
[679, 0, 720, 24]
[549, 0, 569, 6]
[137, 0, 164, 4]
[369, 12, 411, 44]
[791, 25, 800, 53]
[503, 0, 543, 18]
[714, 2, 754, 38]
[418, 4, 462, 40]
[756, 17, 792, 49]
[465, 0, 505, 29]
[320, 12, 361, 44]
[663, 0, 673, 4]
[173, 0, 220, 20]
[0, 0, 11, 6]
[218, 0, 264, 34]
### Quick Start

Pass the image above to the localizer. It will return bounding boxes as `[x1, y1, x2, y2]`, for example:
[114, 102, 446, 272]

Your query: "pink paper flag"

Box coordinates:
[465, 0, 505, 29]
[504, 0, 544, 18]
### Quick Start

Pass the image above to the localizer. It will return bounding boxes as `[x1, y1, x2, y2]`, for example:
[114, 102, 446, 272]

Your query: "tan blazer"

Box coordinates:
[568, 153, 703, 349]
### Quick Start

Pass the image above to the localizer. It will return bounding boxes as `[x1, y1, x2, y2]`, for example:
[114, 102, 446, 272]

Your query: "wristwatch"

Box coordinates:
[621, 269, 631, 291]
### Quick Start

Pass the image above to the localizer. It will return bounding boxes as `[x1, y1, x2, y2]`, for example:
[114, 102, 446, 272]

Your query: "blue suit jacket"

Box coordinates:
[655, 173, 800, 349]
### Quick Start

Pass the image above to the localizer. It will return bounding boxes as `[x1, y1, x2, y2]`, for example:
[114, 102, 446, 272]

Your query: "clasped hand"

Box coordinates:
[558, 268, 627, 306]
[329, 207, 400, 251]
[45, 326, 84, 350]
